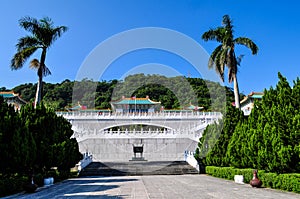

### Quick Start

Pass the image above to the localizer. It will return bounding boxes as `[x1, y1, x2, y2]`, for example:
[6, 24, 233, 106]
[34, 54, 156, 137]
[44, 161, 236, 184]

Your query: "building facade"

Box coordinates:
[110, 96, 161, 113]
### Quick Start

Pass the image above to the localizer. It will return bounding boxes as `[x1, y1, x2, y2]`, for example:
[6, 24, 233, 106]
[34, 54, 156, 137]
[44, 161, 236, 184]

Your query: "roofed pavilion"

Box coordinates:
[240, 91, 263, 115]
[110, 96, 161, 113]
[0, 91, 27, 111]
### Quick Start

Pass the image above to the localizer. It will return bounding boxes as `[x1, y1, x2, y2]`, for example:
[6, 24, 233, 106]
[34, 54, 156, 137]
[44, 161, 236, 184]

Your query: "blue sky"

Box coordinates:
[1, 0, 300, 95]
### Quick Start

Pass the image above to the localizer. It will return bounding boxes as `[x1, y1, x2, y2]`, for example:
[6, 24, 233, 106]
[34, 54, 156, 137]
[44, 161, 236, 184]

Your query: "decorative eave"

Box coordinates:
[0, 91, 27, 104]
[240, 91, 264, 105]
[66, 102, 87, 111]
[185, 103, 204, 111]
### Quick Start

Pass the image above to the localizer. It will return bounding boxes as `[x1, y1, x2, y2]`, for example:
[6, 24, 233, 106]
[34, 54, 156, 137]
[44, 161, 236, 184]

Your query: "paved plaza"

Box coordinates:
[4, 174, 299, 199]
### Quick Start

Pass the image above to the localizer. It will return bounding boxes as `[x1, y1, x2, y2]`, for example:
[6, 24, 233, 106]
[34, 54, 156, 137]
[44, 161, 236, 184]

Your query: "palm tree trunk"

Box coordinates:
[34, 49, 46, 108]
[34, 72, 43, 108]
[233, 74, 241, 109]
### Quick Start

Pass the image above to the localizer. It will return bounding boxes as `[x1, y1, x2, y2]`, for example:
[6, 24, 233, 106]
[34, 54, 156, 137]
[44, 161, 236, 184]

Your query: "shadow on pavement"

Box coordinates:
[64, 195, 127, 198]
[3, 177, 138, 198]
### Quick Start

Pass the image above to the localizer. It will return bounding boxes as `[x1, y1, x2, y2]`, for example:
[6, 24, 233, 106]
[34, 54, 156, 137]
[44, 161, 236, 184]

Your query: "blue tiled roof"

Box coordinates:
[0, 91, 27, 104]
[0, 93, 15, 98]
[186, 104, 204, 110]
[112, 98, 160, 105]
[251, 94, 263, 99]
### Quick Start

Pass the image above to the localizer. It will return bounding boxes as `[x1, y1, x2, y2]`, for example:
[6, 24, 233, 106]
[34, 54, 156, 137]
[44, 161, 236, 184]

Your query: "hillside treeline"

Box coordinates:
[9, 74, 235, 111]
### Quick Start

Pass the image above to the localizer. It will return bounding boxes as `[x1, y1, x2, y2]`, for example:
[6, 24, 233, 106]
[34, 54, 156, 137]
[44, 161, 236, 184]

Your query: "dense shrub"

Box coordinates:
[0, 174, 27, 197]
[268, 174, 300, 193]
[197, 73, 300, 175]
[0, 99, 82, 197]
[195, 102, 244, 166]
[206, 166, 300, 193]
[227, 73, 300, 173]
[18, 104, 82, 174]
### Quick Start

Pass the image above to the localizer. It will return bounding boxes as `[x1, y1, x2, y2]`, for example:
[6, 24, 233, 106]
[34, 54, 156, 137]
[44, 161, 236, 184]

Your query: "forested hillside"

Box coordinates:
[8, 74, 235, 111]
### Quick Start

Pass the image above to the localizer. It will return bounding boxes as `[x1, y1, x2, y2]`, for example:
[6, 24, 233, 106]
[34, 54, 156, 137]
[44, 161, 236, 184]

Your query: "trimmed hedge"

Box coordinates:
[206, 166, 300, 193]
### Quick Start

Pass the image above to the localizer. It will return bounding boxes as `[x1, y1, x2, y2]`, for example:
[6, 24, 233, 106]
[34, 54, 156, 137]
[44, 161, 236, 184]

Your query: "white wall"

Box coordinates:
[78, 138, 198, 162]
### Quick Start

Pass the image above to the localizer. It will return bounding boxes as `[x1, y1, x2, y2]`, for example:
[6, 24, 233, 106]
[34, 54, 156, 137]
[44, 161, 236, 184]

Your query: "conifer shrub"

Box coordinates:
[199, 73, 299, 175]
[0, 174, 27, 197]
[0, 98, 82, 197]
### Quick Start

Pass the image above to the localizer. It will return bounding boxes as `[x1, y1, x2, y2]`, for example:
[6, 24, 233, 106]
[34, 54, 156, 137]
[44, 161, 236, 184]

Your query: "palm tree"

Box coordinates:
[11, 16, 68, 108]
[202, 15, 258, 109]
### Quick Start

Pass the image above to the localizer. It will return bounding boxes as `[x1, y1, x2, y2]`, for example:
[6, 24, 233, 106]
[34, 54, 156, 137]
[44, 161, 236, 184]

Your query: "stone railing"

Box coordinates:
[184, 150, 199, 172]
[56, 110, 222, 120]
[76, 152, 93, 172]
[72, 129, 204, 142]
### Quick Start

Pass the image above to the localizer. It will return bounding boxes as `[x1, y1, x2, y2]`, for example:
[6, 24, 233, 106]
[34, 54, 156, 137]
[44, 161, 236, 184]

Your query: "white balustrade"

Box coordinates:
[56, 111, 222, 120]
[184, 150, 199, 172]
[72, 127, 206, 142]
[76, 152, 93, 172]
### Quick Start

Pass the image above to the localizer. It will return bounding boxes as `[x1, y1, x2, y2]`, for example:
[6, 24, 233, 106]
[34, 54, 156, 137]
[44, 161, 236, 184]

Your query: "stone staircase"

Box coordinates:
[79, 161, 199, 176]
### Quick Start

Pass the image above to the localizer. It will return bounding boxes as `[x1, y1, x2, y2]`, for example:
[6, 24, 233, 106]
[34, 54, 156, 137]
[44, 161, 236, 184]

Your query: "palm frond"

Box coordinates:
[234, 37, 258, 55]
[236, 54, 244, 66]
[16, 36, 41, 51]
[214, 50, 225, 82]
[19, 16, 46, 45]
[11, 47, 38, 69]
[40, 17, 54, 28]
[219, 46, 229, 68]
[42, 65, 52, 77]
[208, 45, 222, 69]
[30, 58, 40, 69]
[202, 27, 225, 43]
[29, 58, 52, 77]
[222, 15, 234, 30]
[39, 25, 68, 47]
[19, 16, 39, 34]
[53, 26, 68, 38]
[49, 26, 68, 46]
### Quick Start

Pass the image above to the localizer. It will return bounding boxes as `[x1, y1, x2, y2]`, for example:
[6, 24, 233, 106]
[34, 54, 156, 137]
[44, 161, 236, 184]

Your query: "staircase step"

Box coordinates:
[79, 161, 199, 176]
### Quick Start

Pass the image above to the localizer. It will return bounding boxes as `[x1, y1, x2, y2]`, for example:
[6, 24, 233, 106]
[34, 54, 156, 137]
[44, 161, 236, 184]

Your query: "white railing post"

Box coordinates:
[77, 152, 93, 173]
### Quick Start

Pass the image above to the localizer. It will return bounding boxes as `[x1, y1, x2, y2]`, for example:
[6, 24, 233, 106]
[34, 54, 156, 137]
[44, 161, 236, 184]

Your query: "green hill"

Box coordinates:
[10, 74, 235, 111]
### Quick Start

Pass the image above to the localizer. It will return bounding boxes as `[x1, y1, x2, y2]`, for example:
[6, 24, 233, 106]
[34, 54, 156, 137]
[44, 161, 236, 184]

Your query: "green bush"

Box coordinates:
[34, 173, 44, 187]
[206, 166, 300, 193]
[0, 174, 27, 197]
[206, 166, 253, 182]
[262, 173, 300, 193]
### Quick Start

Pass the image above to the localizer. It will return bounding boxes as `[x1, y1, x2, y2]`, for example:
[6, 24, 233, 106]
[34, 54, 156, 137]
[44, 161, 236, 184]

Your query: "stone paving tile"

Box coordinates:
[2, 175, 300, 199]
